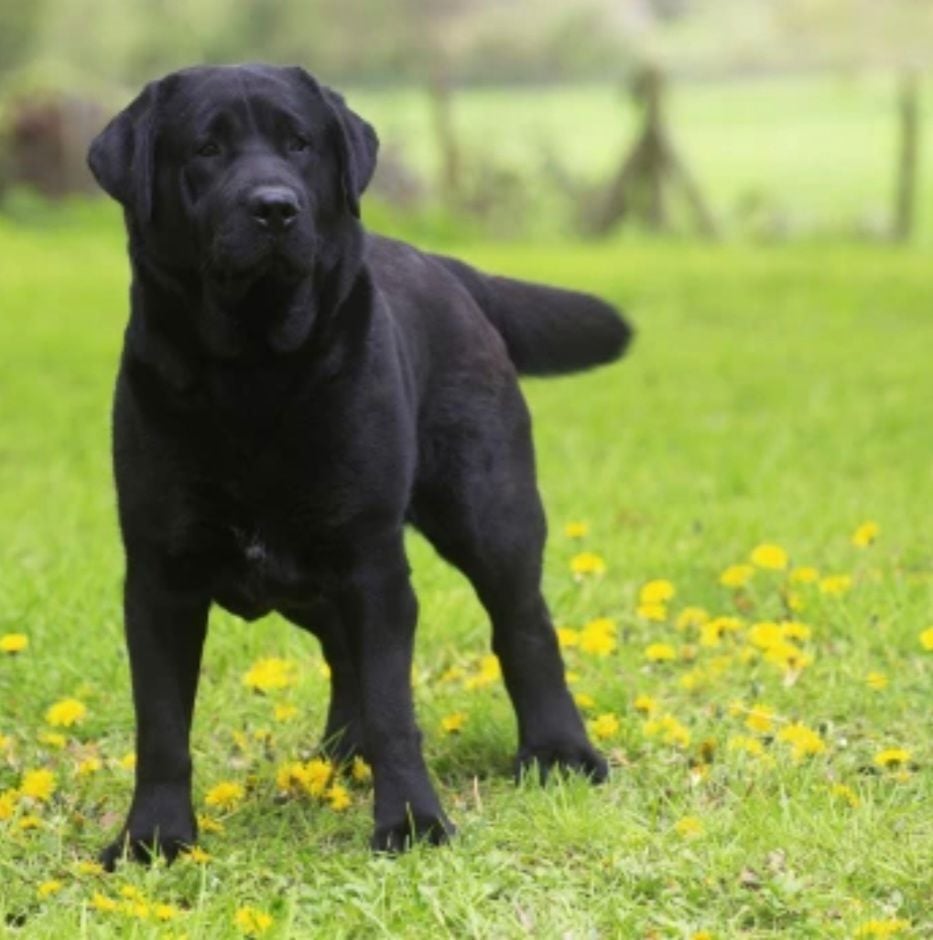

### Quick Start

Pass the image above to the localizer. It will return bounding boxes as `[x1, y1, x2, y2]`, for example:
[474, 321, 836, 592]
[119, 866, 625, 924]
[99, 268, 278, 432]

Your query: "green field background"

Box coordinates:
[0, 76, 931, 938]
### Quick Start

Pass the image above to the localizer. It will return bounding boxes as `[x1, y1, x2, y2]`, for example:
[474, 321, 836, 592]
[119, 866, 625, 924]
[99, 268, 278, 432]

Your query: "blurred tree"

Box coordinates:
[0, 0, 47, 75]
[591, 65, 716, 237]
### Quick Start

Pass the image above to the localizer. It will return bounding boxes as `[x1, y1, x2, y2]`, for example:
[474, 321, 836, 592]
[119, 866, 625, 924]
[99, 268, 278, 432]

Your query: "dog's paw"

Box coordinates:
[371, 811, 455, 853]
[99, 827, 194, 871]
[516, 740, 609, 784]
[99, 789, 197, 871]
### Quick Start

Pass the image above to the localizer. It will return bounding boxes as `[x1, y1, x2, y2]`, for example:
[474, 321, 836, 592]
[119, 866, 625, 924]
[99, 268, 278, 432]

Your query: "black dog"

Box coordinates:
[87, 64, 630, 865]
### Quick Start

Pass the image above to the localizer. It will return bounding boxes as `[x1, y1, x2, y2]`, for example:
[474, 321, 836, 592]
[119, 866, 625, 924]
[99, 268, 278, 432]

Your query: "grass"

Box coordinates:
[0, 203, 931, 938]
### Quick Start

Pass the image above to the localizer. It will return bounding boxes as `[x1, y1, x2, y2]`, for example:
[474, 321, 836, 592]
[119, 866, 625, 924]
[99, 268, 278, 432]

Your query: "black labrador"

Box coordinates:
[87, 64, 631, 865]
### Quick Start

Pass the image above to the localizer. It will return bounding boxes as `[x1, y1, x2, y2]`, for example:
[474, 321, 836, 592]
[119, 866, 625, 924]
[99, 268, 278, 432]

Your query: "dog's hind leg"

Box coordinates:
[411, 391, 608, 783]
[280, 600, 365, 764]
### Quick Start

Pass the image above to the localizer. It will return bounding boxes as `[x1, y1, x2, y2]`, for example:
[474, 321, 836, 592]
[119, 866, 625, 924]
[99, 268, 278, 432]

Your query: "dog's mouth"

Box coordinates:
[204, 223, 318, 296]
[206, 245, 312, 297]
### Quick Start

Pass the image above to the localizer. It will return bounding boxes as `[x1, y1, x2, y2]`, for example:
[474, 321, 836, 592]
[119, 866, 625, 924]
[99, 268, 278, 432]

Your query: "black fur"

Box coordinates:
[87, 63, 631, 867]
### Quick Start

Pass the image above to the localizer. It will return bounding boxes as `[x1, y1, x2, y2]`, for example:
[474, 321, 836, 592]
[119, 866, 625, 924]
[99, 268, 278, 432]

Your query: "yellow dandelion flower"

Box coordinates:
[318, 660, 331, 680]
[747, 621, 783, 649]
[866, 672, 888, 691]
[781, 620, 812, 641]
[90, 892, 120, 913]
[325, 784, 351, 812]
[0, 789, 19, 820]
[720, 564, 754, 588]
[829, 782, 860, 808]
[777, 723, 826, 761]
[692, 932, 714, 940]
[556, 626, 579, 648]
[123, 899, 150, 919]
[276, 761, 307, 795]
[675, 607, 709, 631]
[750, 543, 788, 570]
[273, 703, 298, 722]
[154, 904, 178, 921]
[673, 816, 704, 839]
[570, 552, 606, 577]
[633, 694, 658, 715]
[0, 633, 28, 654]
[785, 590, 805, 612]
[234, 906, 273, 936]
[74, 860, 104, 876]
[441, 712, 466, 734]
[564, 521, 589, 539]
[351, 757, 372, 783]
[565, 670, 580, 684]
[574, 692, 596, 710]
[579, 618, 617, 656]
[789, 566, 819, 584]
[184, 846, 212, 864]
[745, 704, 774, 734]
[119, 885, 145, 901]
[639, 579, 675, 605]
[45, 698, 87, 728]
[874, 748, 910, 769]
[21, 768, 56, 802]
[37, 880, 62, 898]
[645, 642, 676, 663]
[301, 758, 333, 797]
[243, 657, 296, 693]
[636, 602, 667, 622]
[204, 780, 244, 810]
[464, 654, 501, 689]
[727, 735, 765, 758]
[819, 574, 852, 595]
[678, 668, 703, 692]
[197, 813, 224, 834]
[644, 714, 691, 748]
[764, 639, 812, 673]
[18, 815, 43, 830]
[851, 521, 880, 548]
[699, 621, 725, 647]
[920, 627, 933, 651]
[480, 654, 501, 681]
[76, 757, 102, 776]
[437, 665, 464, 683]
[118, 752, 136, 771]
[854, 919, 911, 937]
[39, 732, 67, 749]
[589, 713, 620, 740]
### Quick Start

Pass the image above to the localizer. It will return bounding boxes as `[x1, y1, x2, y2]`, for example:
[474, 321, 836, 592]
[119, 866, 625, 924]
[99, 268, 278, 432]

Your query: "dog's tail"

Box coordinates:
[434, 255, 632, 376]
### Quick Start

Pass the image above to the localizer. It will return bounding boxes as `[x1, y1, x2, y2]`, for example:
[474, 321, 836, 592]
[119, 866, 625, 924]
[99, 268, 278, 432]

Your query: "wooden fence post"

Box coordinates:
[893, 72, 919, 242]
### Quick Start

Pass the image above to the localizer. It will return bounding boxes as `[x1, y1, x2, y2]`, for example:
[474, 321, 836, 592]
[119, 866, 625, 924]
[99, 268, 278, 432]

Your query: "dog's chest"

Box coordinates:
[206, 473, 340, 619]
[212, 521, 324, 619]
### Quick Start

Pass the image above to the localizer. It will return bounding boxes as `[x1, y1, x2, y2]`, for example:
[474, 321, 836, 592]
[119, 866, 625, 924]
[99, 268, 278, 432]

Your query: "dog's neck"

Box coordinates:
[123, 229, 372, 401]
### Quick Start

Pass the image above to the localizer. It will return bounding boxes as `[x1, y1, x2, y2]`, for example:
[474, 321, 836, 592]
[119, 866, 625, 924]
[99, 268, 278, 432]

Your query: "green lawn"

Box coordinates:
[0, 206, 930, 938]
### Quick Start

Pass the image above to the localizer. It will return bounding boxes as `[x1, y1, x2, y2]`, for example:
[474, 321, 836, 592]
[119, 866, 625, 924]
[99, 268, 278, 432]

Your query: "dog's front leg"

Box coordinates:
[337, 534, 453, 851]
[101, 555, 209, 869]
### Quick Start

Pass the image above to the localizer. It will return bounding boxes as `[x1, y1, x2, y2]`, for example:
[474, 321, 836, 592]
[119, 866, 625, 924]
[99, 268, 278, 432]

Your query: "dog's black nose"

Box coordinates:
[249, 186, 299, 233]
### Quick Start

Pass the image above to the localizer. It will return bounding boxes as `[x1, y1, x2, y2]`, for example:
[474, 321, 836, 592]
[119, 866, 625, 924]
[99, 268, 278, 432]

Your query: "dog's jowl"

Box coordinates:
[88, 63, 632, 866]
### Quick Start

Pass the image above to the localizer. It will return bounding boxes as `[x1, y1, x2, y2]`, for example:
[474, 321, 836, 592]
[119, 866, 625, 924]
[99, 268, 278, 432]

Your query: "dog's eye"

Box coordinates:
[288, 135, 311, 153]
[196, 141, 221, 158]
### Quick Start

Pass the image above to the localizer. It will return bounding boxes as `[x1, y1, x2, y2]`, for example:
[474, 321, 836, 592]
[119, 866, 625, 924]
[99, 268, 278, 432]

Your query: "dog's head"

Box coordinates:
[89, 65, 378, 356]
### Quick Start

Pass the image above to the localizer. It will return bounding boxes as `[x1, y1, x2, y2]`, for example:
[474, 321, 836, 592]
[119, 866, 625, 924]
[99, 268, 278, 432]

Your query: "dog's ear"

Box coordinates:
[88, 81, 160, 220]
[320, 85, 379, 217]
[291, 68, 378, 217]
